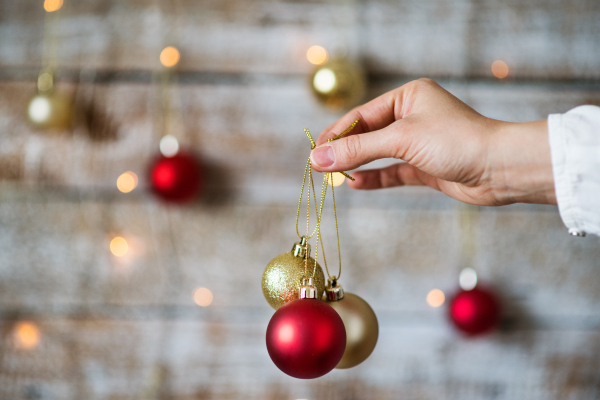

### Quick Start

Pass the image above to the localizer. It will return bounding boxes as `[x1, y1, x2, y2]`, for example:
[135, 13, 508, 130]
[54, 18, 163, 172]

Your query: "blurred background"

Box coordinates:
[1, 0, 600, 399]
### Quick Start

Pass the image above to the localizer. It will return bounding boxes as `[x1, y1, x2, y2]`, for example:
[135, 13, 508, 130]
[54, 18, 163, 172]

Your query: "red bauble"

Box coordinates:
[266, 298, 346, 379]
[449, 286, 501, 336]
[149, 151, 202, 203]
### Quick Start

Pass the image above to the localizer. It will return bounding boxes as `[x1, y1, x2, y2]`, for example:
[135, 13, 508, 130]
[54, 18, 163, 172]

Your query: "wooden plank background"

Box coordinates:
[1, 0, 600, 399]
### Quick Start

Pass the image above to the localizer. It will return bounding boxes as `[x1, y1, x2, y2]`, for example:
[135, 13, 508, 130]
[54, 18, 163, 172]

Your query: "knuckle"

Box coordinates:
[341, 134, 362, 162]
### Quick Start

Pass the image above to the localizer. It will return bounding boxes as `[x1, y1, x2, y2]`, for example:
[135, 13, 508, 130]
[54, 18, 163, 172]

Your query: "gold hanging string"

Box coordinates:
[304, 160, 311, 276]
[298, 119, 360, 280]
[295, 159, 321, 240]
[460, 203, 480, 270]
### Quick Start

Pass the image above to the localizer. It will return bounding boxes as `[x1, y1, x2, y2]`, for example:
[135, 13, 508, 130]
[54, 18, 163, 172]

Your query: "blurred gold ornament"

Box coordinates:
[325, 280, 378, 369]
[262, 238, 326, 309]
[27, 71, 72, 130]
[310, 58, 366, 111]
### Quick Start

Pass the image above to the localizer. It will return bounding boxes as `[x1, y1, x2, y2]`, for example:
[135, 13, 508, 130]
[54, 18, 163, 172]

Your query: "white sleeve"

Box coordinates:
[548, 105, 600, 237]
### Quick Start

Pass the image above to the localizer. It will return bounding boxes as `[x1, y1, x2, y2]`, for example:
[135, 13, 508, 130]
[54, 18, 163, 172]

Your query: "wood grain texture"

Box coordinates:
[1, 0, 600, 399]
[0, 0, 599, 78]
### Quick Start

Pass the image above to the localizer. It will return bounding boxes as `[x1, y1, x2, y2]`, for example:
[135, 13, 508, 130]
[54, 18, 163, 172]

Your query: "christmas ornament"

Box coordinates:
[310, 58, 366, 111]
[446, 205, 502, 336]
[149, 151, 202, 203]
[266, 277, 346, 379]
[27, 71, 72, 130]
[262, 237, 326, 310]
[264, 120, 367, 379]
[325, 279, 378, 369]
[449, 286, 501, 336]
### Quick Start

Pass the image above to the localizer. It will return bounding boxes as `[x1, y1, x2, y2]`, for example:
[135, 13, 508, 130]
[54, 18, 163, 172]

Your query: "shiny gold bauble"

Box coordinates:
[310, 58, 366, 111]
[27, 92, 73, 130]
[326, 292, 378, 369]
[262, 252, 326, 310]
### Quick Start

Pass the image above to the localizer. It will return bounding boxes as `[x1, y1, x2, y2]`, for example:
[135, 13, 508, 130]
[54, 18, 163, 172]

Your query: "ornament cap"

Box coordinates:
[291, 236, 311, 258]
[325, 278, 345, 301]
[299, 277, 317, 299]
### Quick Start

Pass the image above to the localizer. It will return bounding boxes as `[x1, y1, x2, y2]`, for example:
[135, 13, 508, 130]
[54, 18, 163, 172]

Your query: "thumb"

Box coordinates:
[310, 125, 404, 172]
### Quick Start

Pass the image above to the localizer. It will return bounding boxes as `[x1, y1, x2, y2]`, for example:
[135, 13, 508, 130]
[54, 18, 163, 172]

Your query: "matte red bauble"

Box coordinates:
[149, 152, 202, 203]
[266, 298, 346, 379]
[449, 286, 501, 336]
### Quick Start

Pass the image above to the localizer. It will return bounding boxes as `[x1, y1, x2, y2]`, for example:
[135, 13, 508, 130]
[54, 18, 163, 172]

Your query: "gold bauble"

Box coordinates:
[262, 251, 326, 310]
[310, 58, 366, 111]
[27, 92, 73, 130]
[327, 292, 378, 369]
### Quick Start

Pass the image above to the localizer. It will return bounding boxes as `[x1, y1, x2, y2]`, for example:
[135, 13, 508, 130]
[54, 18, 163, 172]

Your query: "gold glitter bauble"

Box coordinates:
[310, 58, 366, 111]
[262, 252, 325, 310]
[327, 292, 378, 369]
[27, 92, 73, 130]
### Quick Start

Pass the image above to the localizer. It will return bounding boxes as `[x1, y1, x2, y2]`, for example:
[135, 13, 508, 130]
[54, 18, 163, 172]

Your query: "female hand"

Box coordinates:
[310, 79, 556, 206]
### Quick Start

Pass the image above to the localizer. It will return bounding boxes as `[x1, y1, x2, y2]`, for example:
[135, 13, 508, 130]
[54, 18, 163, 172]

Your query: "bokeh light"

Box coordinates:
[117, 171, 138, 193]
[160, 46, 180, 67]
[459, 267, 478, 291]
[491, 60, 509, 79]
[28, 96, 51, 123]
[37, 72, 53, 92]
[193, 287, 213, 306]
[313, 68, 336, 94]
[44, 0, 63, 12]
[110, 237, 129, 257]
[426, 288, 445, 308]
[13, 321, 41, 350]
[159, 135, 179, 157]
[328, 172, 346, 187]
[307, 45, 328, 65]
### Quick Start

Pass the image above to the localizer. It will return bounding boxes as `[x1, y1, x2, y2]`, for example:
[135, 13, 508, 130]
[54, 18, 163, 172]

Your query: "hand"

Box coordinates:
[310, 79, 556, 206]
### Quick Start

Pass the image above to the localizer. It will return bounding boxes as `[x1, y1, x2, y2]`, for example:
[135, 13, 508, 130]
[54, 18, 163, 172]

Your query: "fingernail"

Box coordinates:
[311, 146, 335, 167]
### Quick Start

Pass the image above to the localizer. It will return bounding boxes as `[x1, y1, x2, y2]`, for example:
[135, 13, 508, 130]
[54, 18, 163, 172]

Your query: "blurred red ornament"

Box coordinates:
[149, 151, 202, 203]
[449, 286, 501, 336]
[266, 298, 346, 379]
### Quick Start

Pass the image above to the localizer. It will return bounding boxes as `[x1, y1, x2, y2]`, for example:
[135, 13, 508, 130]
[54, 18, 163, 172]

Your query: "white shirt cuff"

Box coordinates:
[548, 105, 600, 237]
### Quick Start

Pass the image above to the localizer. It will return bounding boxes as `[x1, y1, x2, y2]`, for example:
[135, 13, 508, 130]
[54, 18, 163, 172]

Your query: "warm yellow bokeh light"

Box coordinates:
[44, 0, 63, 12]
[160, 46, 180, 67]
[193, 287, 213, 307]
[491, 60, 509, 79]
[117, 171, 138, 193]
[426, 289, 445, 308]
[313, 68, 336, 94]
[307, 45, 328, 65]
[13, 321, 41, 350]
[110, 237, 129, 257]
[328, 172, 346, 187]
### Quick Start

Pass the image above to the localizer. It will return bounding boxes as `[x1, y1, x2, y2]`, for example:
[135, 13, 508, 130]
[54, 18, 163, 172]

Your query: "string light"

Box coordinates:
[28, 97, 51, 123]
[313, 68, 336, 94]
[459, 267, 478, 291]
[426, 289, 445, 307]
[193, 287, 213, 306]
[328, 172, 346, 187]
[160, 46, 180, 68]
[159, 135, 179, 157]
[117, 171, 138, 193]
[37, 72, 53, 92]
[110, 237, 129, 257]
[307, 45, 328, 65]
[491, 60, 509, 79]
[44, 0, 63, 12]
[13, 321, 41, 350]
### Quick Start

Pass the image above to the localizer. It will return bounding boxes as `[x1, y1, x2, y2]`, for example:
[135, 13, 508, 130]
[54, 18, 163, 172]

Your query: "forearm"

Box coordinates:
[489, 120, 557, 205]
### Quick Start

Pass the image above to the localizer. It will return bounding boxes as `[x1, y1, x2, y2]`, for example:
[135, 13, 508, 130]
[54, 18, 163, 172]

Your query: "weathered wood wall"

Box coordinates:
[1, 1, 600, 399]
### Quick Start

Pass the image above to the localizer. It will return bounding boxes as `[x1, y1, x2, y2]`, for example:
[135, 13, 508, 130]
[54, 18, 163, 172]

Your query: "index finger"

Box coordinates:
[314, 85, 407, 146]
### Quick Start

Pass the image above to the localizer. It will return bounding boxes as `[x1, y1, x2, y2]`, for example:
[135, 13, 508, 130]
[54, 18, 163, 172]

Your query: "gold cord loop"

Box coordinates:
[294, 119, 360, 280]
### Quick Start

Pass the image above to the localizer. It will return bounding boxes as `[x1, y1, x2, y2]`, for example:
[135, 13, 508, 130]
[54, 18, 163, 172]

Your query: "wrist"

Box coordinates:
[488, 120, 557, 205]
